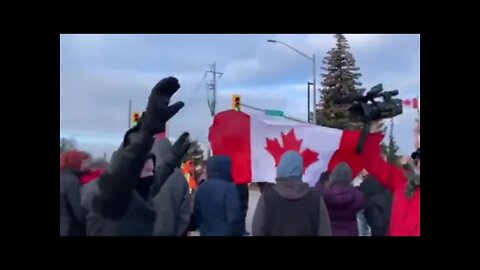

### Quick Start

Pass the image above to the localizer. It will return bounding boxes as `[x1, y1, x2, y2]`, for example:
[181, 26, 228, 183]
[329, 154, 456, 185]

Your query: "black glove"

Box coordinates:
[141, 77, 185, 135]
[172, 132, 191, 159]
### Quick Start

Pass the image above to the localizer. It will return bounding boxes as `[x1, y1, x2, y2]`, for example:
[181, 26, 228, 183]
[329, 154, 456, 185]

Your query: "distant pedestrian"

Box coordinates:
[60, 150, 92, 236]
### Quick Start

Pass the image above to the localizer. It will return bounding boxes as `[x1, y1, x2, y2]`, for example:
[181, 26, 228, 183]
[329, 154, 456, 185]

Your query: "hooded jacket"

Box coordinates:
[193, 156, 243, 236]
[252, 151, 332, 236]
[153, 168, 192, 236]
[60, 150, 89, 236]
[81, 127, 181, 236]
[359, 175, 393, 236]
[324, 163, 366, 236]
[361, 133, 420, 236]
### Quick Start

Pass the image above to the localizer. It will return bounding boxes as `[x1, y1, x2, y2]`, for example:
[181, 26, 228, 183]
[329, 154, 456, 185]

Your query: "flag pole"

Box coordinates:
[416, 95, 420, 121]
[415, 95, 420, 150]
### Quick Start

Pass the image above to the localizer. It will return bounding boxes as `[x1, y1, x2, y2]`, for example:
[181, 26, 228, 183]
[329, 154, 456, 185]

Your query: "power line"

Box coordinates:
[194, 72, 208, 93]
[205, 63, 223, 117]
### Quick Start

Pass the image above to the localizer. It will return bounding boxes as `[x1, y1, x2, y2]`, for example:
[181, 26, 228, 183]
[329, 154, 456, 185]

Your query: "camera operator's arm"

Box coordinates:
[361, 121, 407, 193]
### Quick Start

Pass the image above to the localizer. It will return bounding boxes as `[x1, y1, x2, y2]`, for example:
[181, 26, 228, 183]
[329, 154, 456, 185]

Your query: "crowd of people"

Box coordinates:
[60, 77, 420, 237]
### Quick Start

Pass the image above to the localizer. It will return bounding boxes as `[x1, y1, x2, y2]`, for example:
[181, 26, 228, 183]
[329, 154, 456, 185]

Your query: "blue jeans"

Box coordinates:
[357, 211, 371, 236]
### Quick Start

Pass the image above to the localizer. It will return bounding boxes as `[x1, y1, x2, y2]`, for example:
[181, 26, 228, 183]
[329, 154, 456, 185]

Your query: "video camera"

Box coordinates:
[334, 84, 403, 122]
[334, 84, 404, 154]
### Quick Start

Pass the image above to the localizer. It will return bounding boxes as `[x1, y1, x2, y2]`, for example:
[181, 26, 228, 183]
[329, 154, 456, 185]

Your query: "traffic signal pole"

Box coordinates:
[240, 103, 310, 124]
[128, 99, 132, 128]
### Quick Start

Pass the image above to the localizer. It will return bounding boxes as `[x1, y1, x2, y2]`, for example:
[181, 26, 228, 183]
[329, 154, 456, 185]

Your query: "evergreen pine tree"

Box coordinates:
[380, 120, 401, 166]
[317, 34, 365, 130]
[386, 135, 400, 165]
[182, 140, 205, 166]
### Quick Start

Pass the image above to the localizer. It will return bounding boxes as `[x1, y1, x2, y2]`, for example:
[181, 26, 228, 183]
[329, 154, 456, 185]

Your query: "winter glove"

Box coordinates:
[141, 77, 185, 135]
[172, 132, 191, 160]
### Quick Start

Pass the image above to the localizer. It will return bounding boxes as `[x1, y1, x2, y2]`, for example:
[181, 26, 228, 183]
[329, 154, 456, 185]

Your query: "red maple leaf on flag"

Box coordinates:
[265, 129, 319, 174]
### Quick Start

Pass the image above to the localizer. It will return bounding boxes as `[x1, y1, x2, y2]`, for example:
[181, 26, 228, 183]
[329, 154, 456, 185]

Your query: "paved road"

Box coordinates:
[189, 188, 261, 236]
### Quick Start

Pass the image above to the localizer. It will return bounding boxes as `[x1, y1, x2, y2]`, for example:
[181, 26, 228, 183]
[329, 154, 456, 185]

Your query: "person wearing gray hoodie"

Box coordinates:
[252, 151, 332, 236]
[153, 167, 192, 236]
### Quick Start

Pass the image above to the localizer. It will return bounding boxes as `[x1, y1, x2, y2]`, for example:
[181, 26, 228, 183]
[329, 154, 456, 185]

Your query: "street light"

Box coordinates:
[267, 39, 317, 124]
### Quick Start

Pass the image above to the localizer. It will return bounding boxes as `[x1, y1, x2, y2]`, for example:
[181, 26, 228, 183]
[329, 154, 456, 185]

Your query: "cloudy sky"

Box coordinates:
[60, 34, 420, 158]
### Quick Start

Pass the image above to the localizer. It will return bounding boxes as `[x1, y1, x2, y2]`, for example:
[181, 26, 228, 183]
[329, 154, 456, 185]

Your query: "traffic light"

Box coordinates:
[232, 95, 241, 111]
[132, 112, 141, 126]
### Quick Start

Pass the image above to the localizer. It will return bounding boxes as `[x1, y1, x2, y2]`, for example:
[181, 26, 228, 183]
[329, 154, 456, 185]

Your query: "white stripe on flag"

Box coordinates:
[250, 115, 342, 187]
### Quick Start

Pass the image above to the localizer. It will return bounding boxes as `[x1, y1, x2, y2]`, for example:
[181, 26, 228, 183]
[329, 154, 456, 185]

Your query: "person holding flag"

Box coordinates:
[360, 121, 420, 236]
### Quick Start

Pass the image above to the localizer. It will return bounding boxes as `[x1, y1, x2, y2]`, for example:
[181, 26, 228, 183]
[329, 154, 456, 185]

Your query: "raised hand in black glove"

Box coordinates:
[172, 132, 191, 160]
[141, 77, 185, 135]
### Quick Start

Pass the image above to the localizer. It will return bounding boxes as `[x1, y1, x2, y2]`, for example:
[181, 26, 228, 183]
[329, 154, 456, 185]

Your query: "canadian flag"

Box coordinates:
[402, 97, 419, 109]
[209, 110, 364, 187]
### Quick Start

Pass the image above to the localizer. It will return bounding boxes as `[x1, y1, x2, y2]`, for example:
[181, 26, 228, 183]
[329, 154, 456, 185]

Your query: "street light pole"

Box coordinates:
[312, 54, 316, 124]
[267, 39, 317, 124]
[128, 99, 132, 129]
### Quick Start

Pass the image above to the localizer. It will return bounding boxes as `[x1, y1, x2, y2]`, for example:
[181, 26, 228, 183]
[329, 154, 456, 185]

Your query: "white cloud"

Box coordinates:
[224, 58, 262, 82]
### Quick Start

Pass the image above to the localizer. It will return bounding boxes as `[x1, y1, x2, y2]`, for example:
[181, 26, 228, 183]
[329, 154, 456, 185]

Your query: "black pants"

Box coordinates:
[258, 182, 274, 194]
[236, 184, 249, 233]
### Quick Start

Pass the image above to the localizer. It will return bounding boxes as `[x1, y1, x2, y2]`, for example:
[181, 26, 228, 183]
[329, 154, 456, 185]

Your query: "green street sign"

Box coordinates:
[265, 110, 284, 117]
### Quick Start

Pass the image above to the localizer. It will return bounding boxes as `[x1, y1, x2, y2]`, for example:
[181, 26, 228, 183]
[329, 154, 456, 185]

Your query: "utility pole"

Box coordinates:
[307, 82, 314, 123]
[128, 99, 132, 129]
[313, 54, 317, 124]
[241, 103, 311, 124]
[206, 63, 223, 116]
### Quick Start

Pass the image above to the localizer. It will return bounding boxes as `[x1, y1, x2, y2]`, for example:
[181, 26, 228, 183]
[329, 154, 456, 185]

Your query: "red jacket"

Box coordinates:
[362, 133, 420, 236]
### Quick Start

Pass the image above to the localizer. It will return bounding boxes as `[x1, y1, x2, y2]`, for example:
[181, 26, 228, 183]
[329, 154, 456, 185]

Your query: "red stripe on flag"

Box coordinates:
[402, 99, 411, 106]
[209, 110, 252, 184]
[328, 130, 363, 177]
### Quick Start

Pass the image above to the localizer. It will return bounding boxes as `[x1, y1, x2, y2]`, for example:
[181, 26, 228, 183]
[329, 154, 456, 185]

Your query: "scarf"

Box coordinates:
[136, 176, 154, 201]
